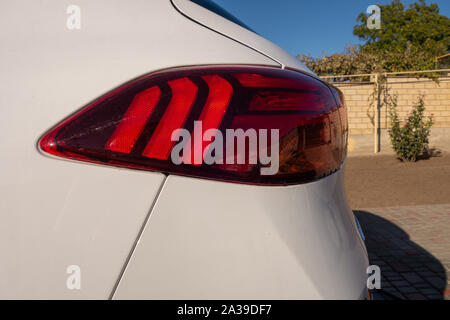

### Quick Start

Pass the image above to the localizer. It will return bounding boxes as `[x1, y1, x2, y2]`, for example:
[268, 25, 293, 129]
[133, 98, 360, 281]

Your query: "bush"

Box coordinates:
[388, 96, 433, 161]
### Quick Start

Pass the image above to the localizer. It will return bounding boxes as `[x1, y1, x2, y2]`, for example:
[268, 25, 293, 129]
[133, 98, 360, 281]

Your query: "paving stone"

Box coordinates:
[415, 283, 434, 289]
[397, 286, 419, 294]
[389, 262, 412, 272]
[401, 272, 424, 284]
[372, 292, 386, 300]
[355, 203, 450, 301]
[391, 280, 409, 287]
[383, 288, 404, 300]
[418, 271, 437, 277]
[418, 288, 440, 295]
[425, 277, 446, 290]
[404, 293, 427, 300]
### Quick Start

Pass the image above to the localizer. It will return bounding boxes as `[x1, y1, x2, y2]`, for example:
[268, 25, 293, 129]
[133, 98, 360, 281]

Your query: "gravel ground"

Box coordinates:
[345, 153, 450, 209]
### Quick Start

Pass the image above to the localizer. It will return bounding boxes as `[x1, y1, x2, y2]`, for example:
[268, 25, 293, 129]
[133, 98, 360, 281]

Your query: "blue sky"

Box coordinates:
[213, 0, 450, 57]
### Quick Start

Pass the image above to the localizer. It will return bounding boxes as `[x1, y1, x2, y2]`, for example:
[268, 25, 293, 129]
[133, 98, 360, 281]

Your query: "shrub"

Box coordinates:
[388, 96, 434, 161]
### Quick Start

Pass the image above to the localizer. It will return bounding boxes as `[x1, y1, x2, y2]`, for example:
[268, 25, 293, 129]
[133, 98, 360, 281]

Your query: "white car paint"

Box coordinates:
[0, 0, 368, 299]
[172, 0, 313, 73]
[114, 171, 368, 300]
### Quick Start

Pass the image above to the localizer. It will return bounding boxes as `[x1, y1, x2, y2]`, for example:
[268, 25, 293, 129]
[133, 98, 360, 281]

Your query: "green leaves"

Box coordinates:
[354, 0, 449, 71]
[388, 96, 434, 161]
[298, 1, 449, 77]
[297, 44, 381, 78]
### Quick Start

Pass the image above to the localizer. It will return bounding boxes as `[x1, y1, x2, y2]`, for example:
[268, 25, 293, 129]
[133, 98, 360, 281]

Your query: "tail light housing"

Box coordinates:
[39, 66, 347, 185]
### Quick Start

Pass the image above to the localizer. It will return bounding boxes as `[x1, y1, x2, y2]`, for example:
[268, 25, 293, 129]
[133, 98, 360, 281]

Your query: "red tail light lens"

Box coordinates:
[39, 66, 347, 185]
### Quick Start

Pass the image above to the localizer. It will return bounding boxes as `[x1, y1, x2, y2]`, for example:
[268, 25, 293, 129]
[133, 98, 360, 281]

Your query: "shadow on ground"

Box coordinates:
[354, 210, 447, 300]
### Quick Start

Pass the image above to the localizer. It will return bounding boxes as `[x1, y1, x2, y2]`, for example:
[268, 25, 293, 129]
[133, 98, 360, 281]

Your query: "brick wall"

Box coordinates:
[333, 75, 450, 135]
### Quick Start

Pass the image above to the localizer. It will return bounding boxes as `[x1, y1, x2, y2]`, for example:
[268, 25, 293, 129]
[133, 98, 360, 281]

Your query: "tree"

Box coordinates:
[298, 0, 450, 76]
[354, 0, 449, 71]
[297, 44, 381, 79]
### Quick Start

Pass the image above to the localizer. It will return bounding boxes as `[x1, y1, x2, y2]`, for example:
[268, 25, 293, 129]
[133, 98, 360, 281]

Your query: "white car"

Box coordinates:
[0, 0, 369, 299]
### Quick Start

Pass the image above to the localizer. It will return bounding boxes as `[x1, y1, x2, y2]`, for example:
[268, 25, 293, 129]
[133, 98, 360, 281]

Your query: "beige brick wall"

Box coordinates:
[333, 76, 450, 135]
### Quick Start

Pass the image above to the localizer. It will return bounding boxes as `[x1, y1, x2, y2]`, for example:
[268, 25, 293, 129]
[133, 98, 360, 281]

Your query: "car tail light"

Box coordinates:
[39, 66, 347, 185]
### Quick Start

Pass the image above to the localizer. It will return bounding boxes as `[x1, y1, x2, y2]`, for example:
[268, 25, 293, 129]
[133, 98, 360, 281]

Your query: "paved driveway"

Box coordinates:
[355, 204, 450, 300]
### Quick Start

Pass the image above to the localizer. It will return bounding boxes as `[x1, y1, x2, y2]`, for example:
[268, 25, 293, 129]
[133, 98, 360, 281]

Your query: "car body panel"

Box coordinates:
[0, 0, 368, 300]
[171, 0, 313, 74]
[0, 0, 278, 299]
[114, 170, 369, 300]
